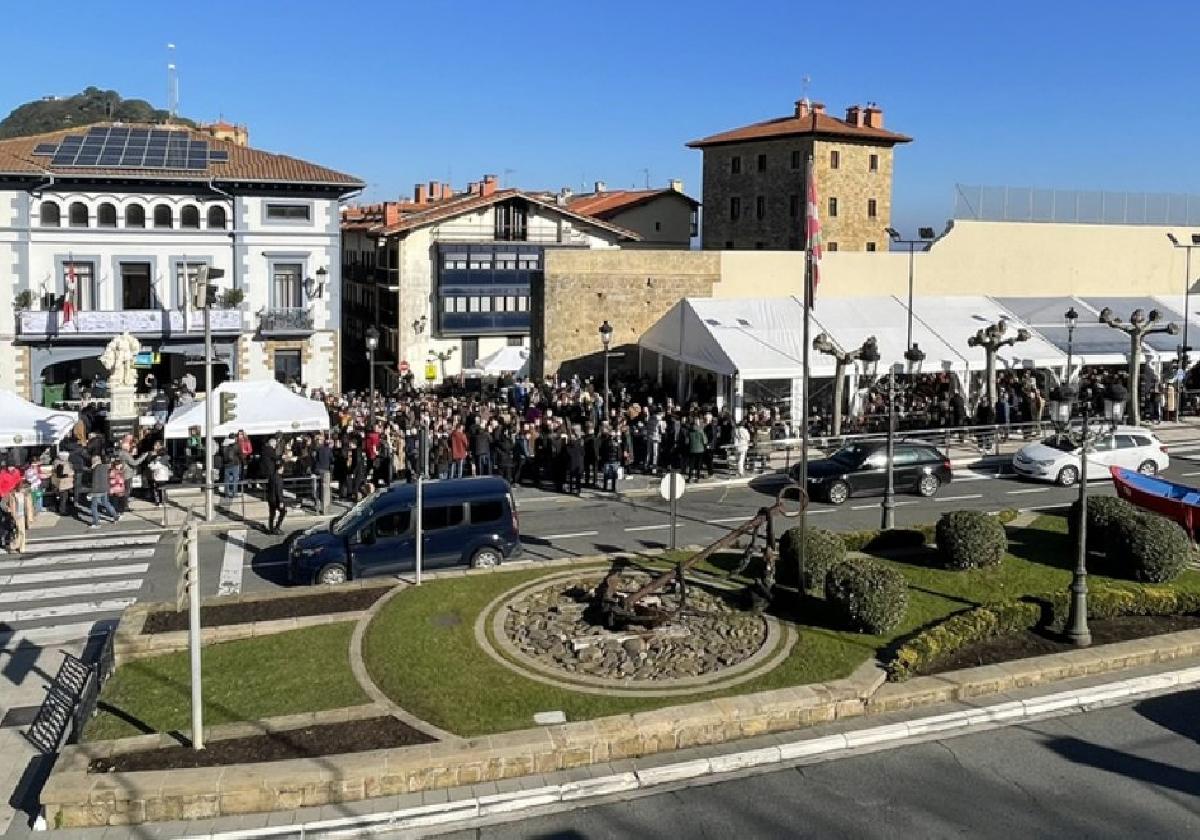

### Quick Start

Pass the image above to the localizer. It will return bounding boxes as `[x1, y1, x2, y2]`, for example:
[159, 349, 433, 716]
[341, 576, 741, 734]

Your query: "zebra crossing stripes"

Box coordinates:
[0, 532, 160, 648]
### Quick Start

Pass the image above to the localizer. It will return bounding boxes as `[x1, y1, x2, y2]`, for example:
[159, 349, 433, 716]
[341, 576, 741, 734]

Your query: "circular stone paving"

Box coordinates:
[479, 568, 795, 697]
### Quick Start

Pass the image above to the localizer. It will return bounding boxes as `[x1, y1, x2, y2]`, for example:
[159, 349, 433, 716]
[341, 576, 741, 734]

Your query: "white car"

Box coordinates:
[1012, 426, 1169, 486]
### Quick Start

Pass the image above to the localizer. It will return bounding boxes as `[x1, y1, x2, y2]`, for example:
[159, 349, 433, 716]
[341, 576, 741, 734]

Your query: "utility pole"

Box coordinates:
[192, 265, 224, 522]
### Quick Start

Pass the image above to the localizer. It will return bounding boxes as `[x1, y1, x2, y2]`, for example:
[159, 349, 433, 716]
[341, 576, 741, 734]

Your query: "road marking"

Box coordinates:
[708, 516, 754, 524]
[951, 473, 995, 482]
[624, 524, 671, 532]
[0, 547, 156, 571]
[849, 501, 918, 510]
[1007, 488, 1049, 495]
[935, 494, 984, 502]
[20, 534, 160, 554]
[0, 563, 149, 587]
[0, 598, 138, 624]
[0, 620, 118, 647]
[217, 529, 247, 597]
[1182, 471, 1200, 477]
[539, 531, 600, 540]
[0, 579, 142, 604]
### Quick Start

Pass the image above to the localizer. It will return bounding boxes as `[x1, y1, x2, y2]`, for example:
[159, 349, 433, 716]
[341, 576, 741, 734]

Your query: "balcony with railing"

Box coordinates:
[257, 307, 315, 336]
[15, 308, 244, 340]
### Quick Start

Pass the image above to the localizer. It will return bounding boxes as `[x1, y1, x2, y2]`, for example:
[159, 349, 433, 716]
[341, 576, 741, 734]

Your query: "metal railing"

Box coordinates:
[160, 474, 326, 526]
[954, 183, 1200, 226]
[257, 307, 314, 334]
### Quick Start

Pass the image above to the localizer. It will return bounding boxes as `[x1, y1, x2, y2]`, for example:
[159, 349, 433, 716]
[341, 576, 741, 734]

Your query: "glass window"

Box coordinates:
[479, 296, 492, 312]
[40, 201, 60, 227]
[756, 196, 765, 220]
[153, 204, 173, 228]
[443, 297, 455, 312]
[63, 261, 97, 310]
[828, 242, 838, 252]
[866, 242, 877, 252]
[1116, 435, 1142, 449]
[207, 205, 227, 229]
[730, 155, 741, 174]
[97, 203, 117, 227]
[791, 150, 802, 170]
[470, 500, 503, 524]
[869, 154, 879, 172]
[517, 296, 529, 312]
[830, 150, 840, 169]
[126, 204, 146, 228]
[518, 254, 539, 270]
[506, 336, 523, 346]
[730, 197, 741, 220]
[468, 296, 480, 312]
[273, 349, 301, 385]
[181, 205, 201, 228]
[867, 198, 878, 218]
[272, 262, 303, 308]
[505, 295, 516, 312]
[756, 153, 767, 172]
[789, 195, 799, 218]
[266, 204, 311, 221]
[423, 504, 465, 531]
[375, 509, 411, 538]
[68, 202, 88, 227]
[893, 447, 921, 466]
[828, 197, 838, 217]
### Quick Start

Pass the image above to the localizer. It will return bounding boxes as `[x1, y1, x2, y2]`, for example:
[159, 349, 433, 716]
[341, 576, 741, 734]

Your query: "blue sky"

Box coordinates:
[2, 1, 1197, 235]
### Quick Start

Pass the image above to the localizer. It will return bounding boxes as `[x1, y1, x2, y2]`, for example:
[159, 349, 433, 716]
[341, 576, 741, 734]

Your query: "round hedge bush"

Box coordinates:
[777, 526, 846, 593]
[1068, 495, 1137, 554]
[824, 557, 909, 634]
[935, 510, 1007, 570]
[1110, 511, 1191, 583]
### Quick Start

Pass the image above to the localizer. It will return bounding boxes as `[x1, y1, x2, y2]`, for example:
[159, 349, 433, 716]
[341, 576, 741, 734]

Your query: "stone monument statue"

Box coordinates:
[100, 332, 142, 418]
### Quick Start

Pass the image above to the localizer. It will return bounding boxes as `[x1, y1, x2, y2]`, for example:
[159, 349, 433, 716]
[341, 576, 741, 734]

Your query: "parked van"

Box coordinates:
[287, 476, 521, 585]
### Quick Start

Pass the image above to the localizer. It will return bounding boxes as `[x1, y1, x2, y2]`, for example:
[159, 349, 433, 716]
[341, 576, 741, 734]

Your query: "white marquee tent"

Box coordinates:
[163, 380, 329, 440]
[0, 391, 77, 448]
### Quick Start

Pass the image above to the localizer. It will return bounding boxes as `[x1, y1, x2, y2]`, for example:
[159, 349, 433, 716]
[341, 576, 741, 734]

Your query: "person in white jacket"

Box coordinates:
[733, 421, 752, 475]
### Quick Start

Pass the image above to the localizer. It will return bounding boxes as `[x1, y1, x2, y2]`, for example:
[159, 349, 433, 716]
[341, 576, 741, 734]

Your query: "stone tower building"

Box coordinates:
[687, 99, 911, 252]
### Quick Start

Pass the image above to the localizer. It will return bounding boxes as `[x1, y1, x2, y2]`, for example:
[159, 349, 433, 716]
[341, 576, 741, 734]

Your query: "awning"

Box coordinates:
[163, 380, 329, 440]
[911, 296, 1063, 372]
[996, 296, 1179, 365]
[477, 346, 530, 375]
[0, 390, 77, 448]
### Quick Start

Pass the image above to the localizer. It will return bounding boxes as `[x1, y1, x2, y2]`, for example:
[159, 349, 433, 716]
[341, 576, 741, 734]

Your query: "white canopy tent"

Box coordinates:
[0, 391, 77, 448]
[477, 346, 530, 376]
[163, 380, 329, 440]
[910, 296, 1065, 372]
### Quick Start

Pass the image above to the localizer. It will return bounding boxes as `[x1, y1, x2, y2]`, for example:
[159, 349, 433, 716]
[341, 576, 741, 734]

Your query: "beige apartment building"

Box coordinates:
[688, 99, 911, 252]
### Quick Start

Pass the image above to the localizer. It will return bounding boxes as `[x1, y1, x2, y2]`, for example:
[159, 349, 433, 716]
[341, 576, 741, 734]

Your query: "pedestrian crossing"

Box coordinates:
[0, 532, 161, 648]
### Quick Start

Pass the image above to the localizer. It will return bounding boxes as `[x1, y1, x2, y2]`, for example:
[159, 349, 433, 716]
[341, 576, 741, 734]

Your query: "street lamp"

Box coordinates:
[967, 318, 1031, 411]
[1064, 306, 1078, 401]
[1097, 307, 1179, 425]
[304, 266, 328, 299]
[365, 326, 379, 412]
[813, 333, 877, 438]
[1047, 383, 1126, 647]
[885, 226, 936, 352]
[599, 320, 614, 410]
[189, 264, 224, 523]
[1166, 232, 1200, 392]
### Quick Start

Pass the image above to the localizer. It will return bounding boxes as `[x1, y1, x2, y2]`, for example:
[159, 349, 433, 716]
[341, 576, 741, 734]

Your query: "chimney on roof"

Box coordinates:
[594, 180, 607, 193]
[669, 178, 684, 193]
[429, 181, 441, 201]
[557, 186, 573, 206]
[811, 102, 826, 115]
[482, 174, 498, 197]
[845, 105, 865, 127]
[467, 181, 480, 196]
[384, 201, 401, 228]
[794, 99, 810, 119]
[414, 183, 428, 205]
[863, 103, 884, 128]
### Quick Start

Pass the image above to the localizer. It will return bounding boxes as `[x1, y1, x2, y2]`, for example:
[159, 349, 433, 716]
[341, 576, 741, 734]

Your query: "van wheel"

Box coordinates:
[470, 547, 502, 569]
[316, 563, 348, 585]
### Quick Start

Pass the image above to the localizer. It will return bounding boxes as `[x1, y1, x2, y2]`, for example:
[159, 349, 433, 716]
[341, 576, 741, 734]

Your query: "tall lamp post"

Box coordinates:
[885, 226, 936, 351]
[190, 264, 224, 523]
[1047, 384, 1126, 646]
[1166, 232, 1200, 388]
[879, 344, 927, 529]
[599, 319, 614, 410]
[813, 332, 877, 438]
[1097, 307, 1178, 426]
[365, 326, 379, 415]
[967, 318, 1031, 412]
[1064, 306, 1078, 392]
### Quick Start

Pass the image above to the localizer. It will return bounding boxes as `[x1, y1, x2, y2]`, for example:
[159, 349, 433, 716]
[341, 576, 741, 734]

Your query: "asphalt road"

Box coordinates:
[433, 688, 1200, 840]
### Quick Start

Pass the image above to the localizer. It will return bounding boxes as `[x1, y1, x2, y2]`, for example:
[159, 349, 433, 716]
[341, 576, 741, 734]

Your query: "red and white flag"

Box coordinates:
[805, 154, 823, 303]
[62, 261, 77, 327]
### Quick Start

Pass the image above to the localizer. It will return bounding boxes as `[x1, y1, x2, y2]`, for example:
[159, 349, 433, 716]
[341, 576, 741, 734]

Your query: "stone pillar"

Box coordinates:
[733, 374, 745, 422]
[109, 384, 137, 420]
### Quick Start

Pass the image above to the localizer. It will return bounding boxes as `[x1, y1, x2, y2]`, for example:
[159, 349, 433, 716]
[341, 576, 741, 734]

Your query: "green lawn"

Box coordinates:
[363, 514, 1200, 737]
[85, 622, 368, 742]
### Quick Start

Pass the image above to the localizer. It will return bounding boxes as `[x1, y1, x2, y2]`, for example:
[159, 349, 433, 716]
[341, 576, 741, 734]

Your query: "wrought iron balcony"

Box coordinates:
[257, 307, 314, 336]
[15, 308, 244, 340]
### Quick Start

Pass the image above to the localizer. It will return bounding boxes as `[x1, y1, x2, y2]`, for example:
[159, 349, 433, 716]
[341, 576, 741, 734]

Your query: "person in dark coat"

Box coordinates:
[582, 423, 599, 487]
[565, 434, 584, 495]
[495, 429, 515, 484]
[265, 462, 286, 534]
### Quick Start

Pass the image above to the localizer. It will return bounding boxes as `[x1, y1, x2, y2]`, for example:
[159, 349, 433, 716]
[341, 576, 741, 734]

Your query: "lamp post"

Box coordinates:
[365, 326, 379, 414]
[877, 344, 927, 529]
[1047, 384, 1126, 646]
[599, 319, 614, 411]
[1166, 232, 1200, 390]
[813, 333, 877, 438]
[1097, 307, 1179, 426]
[1064, 306, 1078, 393]
[189, 264, 224, 523]
[885, 226, 936, 352]
[967, 318, 1031, 412]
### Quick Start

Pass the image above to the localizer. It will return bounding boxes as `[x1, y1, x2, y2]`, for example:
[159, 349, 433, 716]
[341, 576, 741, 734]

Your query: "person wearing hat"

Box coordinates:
[51, 451, 75, 516]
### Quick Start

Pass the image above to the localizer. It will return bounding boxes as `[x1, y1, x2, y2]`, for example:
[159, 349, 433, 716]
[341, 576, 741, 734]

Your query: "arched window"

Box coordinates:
[207, 205, 227, 229]
[97, 202, 117, 227]
[126, 204, 146, 228]
[153, 204, 173, 229]
[68, 201, 89, 227]
[39, 201, 60, 227]
[180, 205, 200, 229]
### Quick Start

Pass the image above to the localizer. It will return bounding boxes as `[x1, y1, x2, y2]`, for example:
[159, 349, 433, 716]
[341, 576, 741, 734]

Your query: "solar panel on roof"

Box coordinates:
[35, 127, 231, 170]
[32, 144, 58, 155]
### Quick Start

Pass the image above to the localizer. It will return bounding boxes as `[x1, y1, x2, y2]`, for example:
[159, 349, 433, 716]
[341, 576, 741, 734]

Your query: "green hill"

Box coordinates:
[0, 87, 196, 139]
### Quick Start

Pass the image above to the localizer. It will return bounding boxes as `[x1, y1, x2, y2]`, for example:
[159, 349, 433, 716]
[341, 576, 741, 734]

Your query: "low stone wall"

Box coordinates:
[42, 627, 1200, 828]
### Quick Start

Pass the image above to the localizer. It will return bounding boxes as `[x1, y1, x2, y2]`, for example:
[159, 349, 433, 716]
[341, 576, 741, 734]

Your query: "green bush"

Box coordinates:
[778, 526, 846, 593]
[1110, 512, 1192, 583]
[935, 510, 1007, 570]
[888, 601, 1042, 682]
[824, 557, 909, 634]
[840, 526, 935, 553]
[1067, 496, 1138, 554]
[995, 509, 1021, 525]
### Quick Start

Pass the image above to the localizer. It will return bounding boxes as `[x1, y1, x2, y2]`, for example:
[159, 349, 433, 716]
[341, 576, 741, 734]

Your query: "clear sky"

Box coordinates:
[2, 0, 1197, 236]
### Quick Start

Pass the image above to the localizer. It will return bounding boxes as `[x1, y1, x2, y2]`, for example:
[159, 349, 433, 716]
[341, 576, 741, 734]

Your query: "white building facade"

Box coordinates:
[0, 123, 362, 404]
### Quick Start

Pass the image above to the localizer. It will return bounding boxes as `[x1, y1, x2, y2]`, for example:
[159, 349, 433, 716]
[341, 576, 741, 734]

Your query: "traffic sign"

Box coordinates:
[399, 360, 410, 374]
[659, 473, 686, 501]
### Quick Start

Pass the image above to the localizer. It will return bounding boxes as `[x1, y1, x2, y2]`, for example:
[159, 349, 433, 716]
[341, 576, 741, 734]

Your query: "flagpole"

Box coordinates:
[797, 153, 813, 597]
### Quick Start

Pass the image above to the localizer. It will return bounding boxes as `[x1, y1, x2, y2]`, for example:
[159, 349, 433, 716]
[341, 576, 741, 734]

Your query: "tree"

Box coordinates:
[0, 88, 196, 139]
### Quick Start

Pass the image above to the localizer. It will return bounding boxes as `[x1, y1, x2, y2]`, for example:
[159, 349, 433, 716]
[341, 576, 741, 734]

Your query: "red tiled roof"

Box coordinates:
[568, 189, 699, 219]
[0, 123, 363, 187]
[687, 109, 911, 148]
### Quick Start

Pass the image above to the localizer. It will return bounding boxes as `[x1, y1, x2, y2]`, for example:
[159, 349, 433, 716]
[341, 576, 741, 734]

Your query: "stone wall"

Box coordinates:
[531, 250, 720, 380]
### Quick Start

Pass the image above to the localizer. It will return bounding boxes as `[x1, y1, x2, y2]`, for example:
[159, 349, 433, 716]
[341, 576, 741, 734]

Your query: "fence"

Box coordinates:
[953, 184, 1200, 226]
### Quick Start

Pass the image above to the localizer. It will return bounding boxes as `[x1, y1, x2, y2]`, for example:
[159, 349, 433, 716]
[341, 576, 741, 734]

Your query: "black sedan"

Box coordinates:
[789, 440, 953, 505]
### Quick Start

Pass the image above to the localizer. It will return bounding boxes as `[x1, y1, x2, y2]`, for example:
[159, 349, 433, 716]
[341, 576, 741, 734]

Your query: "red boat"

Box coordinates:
[1109, 466, 1200, 537]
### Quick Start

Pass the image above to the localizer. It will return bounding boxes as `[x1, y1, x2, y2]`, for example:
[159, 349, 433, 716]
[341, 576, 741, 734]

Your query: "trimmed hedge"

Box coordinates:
[824, 557, 909, 634]
[935, 510, 1007, 570]
[1111, 512, 1192, 583]
[840, 526, 933, 553]
[778, 526, 846, 593]
[1067, 496, 1138, 554]
[888, 601, 1041, 682]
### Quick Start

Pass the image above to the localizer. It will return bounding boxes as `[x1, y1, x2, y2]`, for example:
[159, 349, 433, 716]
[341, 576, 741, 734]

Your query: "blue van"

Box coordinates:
[287, 476, 522, 585]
